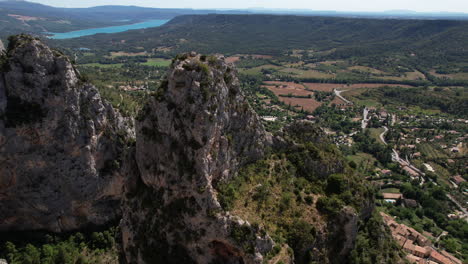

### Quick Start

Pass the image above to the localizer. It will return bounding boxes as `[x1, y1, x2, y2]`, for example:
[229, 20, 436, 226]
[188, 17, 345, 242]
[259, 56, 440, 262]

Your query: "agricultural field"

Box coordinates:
[374, 71, 426, 81]
[277, 68, 335, 79]
[303, 83, 412, 92]
[418, 143, 448, 160]
[262, 81, 322, 112]
[264, 85, 314, 97]
[263, 81, 306, 90]
[79, 62, 123, 68]
[328, 96, 348, 106]
[348, 65, 385, 74]
[109, 51, 148, 57]
[225, 56, 240, 63]
[278, 97, 322, 112]
[430, 70, 468, 80]
[141, 58, 172, 67]
[240, 64, 283, 75]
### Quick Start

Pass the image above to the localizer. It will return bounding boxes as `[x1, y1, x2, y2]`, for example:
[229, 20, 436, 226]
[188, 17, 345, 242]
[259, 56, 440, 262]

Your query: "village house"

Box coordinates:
[380, 169, 392, 176]
[379, 111, 388, 119]
[261, 116, 278, 122]
[451, 175, 465, 186]
[405, 254, 423, 264]
[382, 193, 403, 200]
[402, 240, 428, 258]
[402, 166, 420, 178]
[380, 212, 462, 264]
[382, 193, 403, 204]
[428, 250, 453, 264]
[447, 211, 464, 220]
[440, 250, 463, 264]
[423, 163, 435, 173]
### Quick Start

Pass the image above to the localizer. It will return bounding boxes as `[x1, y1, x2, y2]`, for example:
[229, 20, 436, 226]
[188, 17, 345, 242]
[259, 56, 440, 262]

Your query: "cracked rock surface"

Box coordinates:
[121, 53, 273, 264]
[0, 35, 133, 232]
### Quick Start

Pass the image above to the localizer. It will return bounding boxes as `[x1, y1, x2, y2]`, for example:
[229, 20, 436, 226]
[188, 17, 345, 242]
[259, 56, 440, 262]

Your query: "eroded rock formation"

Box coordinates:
[121, 53, 273, 264]
[0, 35, 133, 232]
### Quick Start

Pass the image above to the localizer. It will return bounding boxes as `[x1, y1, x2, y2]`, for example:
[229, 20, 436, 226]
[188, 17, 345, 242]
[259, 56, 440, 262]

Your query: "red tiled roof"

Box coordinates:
[382, 193, 403, 199]
[452, 175, 466, 185]
[440, 250, 462, 264]
[429, 250, 452, 264]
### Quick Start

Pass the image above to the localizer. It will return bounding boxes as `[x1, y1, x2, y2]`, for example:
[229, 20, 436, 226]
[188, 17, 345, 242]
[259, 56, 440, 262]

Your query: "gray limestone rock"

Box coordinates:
[0, 35, 133, 232]
[121, 53, 273, 264]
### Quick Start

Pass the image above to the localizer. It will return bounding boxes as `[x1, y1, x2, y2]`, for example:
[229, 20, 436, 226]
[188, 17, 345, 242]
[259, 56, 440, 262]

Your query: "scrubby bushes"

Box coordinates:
[1, 228, 118, 264]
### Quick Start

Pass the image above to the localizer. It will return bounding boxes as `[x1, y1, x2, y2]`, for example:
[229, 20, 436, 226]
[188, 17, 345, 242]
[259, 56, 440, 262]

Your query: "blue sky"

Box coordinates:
[28, 0, 468, 13]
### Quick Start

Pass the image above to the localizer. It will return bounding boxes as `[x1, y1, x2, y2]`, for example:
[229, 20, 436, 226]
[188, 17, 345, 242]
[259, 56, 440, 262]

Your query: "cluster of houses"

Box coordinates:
[396, 122, 466, 156]
[381, 212, 462, 264]
[334, 134, 353, 147]
[365, 107, 390, 122]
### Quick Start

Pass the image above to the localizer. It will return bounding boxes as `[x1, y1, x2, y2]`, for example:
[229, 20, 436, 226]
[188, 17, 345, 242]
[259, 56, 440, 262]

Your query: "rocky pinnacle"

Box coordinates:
[120, 53, 273, 264]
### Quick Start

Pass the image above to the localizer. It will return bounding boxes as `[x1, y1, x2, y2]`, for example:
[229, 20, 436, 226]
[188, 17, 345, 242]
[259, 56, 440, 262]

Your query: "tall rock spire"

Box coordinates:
[121, 53, 273, 264]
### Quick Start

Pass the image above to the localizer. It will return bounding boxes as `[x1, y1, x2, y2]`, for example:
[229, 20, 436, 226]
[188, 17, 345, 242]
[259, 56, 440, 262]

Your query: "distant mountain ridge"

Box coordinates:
[54, 14, 468, 68]
[1, 0, 468, 40]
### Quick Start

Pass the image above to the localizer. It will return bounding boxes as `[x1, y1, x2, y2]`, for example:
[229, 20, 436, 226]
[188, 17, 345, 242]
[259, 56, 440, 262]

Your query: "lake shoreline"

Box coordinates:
[46, 19, 170, 39]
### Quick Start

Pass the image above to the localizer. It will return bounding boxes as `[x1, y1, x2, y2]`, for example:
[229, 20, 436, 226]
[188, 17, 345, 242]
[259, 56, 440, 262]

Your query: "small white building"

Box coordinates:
[261, 116, 278, 122]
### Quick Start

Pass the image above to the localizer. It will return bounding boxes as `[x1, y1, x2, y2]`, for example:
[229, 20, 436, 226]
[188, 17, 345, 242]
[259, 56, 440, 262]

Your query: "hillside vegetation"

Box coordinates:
[54, 14, 468, 70]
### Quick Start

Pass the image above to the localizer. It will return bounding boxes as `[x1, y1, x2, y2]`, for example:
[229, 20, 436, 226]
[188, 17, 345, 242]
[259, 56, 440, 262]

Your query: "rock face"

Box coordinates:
[0, 35, 133, 232]
[0, 40, 4, 52]
[121, 53, 273, 264]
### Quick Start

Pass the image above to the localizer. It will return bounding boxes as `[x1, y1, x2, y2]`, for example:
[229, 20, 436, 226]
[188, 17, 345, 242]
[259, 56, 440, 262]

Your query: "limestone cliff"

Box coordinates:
[0, 35, 133, 232]
[121, 53, 273, 264]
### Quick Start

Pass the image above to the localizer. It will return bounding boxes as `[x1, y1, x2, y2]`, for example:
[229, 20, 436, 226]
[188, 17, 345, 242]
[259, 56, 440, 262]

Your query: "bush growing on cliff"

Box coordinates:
[316, 196, 344, 216]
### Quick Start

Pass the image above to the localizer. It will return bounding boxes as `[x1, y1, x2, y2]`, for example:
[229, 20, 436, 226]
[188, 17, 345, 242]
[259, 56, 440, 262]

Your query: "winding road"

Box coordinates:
[361, 107, 370, 130]
[380, 126, 388, 145]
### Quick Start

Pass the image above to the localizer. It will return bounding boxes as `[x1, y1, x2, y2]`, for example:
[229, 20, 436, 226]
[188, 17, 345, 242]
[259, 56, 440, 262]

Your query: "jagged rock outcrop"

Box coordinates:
[121, 53, 273, 264]
[0, 35, 133, 232]
[0, 40, 4, 52]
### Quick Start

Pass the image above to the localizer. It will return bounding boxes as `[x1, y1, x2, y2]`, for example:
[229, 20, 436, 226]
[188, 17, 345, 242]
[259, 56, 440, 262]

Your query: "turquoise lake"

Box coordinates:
[47, 19, 170, 39]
